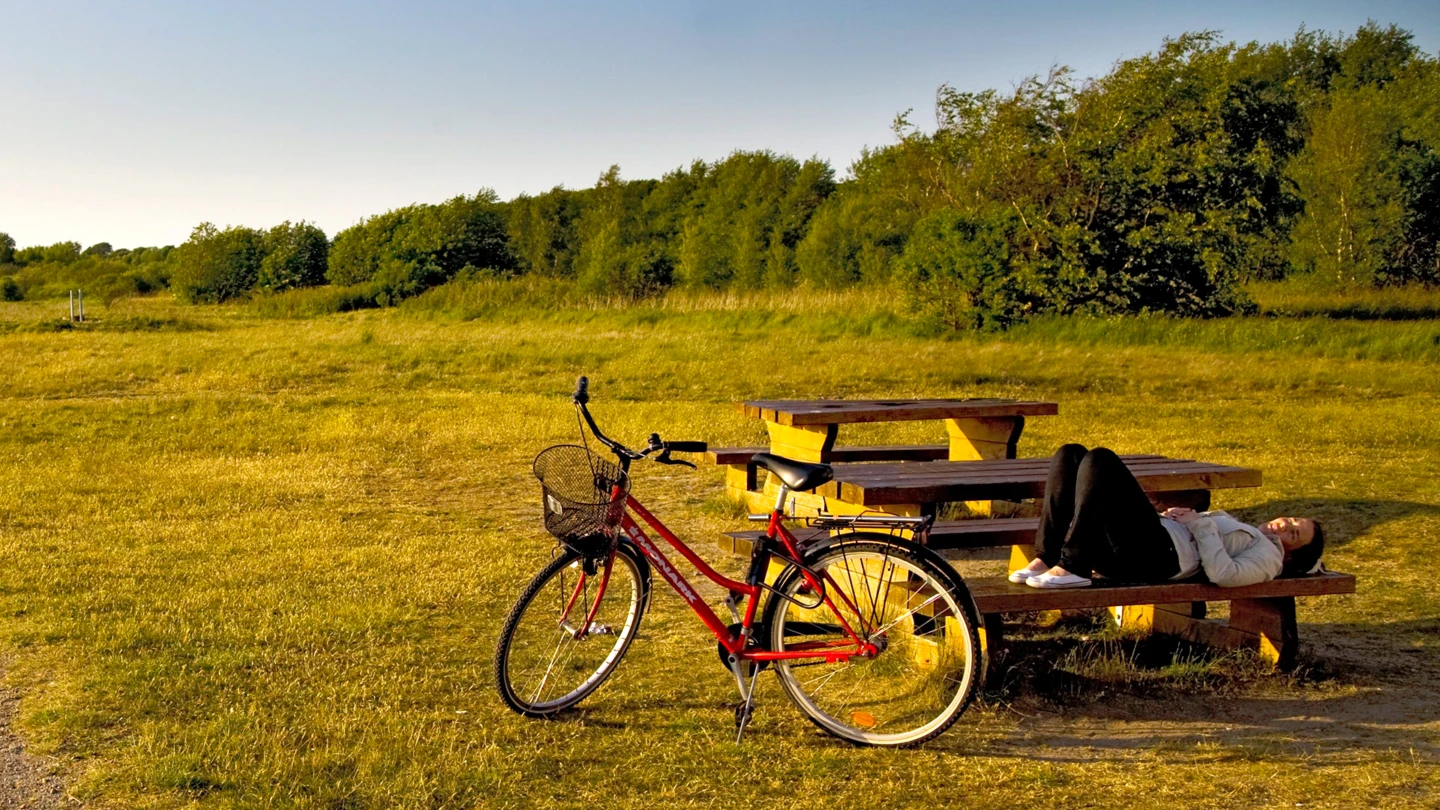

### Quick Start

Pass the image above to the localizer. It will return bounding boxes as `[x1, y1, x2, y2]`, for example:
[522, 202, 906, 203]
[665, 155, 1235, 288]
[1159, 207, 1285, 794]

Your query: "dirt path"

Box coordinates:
[0, 682, 65, 809]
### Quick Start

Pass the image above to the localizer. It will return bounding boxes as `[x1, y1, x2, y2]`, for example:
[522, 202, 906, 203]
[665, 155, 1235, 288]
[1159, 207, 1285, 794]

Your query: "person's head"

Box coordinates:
[1260, 517, 1325, 577]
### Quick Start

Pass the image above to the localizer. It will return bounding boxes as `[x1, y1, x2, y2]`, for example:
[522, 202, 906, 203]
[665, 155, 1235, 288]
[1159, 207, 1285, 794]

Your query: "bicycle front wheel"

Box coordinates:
[765, 538, 981, 746]
[494, 542, 649, 716]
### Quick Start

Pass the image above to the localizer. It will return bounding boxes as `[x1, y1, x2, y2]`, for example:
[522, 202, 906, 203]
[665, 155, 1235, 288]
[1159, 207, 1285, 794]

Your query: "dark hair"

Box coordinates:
[1281, 520, 1325, 578]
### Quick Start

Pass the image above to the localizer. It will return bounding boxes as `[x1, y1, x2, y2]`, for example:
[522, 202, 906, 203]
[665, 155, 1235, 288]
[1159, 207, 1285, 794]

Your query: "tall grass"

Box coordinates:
[1249, 277, 1440, 320]
[247, 285, 380, 318]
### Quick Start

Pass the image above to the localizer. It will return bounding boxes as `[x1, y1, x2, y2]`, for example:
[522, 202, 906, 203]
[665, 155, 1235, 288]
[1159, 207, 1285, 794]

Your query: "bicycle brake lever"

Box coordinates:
[654, 449, 696, 469]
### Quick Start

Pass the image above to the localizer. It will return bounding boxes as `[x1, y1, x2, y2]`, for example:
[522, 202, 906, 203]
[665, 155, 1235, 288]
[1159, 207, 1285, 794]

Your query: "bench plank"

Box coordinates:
[965, 571, 1355, 614]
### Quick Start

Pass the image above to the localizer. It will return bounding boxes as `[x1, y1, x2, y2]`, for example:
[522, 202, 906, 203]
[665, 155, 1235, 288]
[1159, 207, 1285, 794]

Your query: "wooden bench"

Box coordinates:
[805, 453, 1265, 648]
[710, 454, 1351, 670]
[971, 571, 1356, 670]
[716, 521, 1353, 670]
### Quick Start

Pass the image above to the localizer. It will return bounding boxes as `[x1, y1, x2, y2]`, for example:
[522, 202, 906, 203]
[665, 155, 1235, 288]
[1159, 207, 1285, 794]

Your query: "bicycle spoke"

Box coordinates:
[497, 547, 646, 716]
[771, 543, 979, 746]
[529, 629, 576, 704]
[869, 592, 943, 641]
[801, 663, 850, 693]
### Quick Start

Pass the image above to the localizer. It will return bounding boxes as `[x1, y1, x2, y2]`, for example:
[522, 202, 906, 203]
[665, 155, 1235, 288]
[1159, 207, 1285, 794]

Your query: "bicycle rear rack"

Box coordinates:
[745, 510, 934, 540]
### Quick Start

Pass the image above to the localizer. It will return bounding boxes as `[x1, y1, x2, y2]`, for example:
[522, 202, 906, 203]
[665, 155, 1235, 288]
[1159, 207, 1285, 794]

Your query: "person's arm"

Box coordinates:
[1188, 516, 1283, 587]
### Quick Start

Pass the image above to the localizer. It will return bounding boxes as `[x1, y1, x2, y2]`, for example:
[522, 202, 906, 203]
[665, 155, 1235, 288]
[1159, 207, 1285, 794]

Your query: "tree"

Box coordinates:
[327, 191, 514, 302]
[897, 208, 1037, 330]
[508, 187, 587, 277]
[1287, 28, 1439, 285]
[328, 208, 412, 286]
[170, 223, 266, 303]
[574, 166, 670, 296]
[676, 152, 836, 290]
[259, 221, 329, 291]
[81, 242, 114, 258]
[812, 32, 1305, 322]
[12, 242, 82, 265]
[0, 233, 15, 265]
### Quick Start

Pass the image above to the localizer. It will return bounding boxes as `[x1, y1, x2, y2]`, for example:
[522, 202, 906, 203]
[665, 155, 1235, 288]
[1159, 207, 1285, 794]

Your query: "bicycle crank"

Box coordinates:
[715, 622, 768, 672]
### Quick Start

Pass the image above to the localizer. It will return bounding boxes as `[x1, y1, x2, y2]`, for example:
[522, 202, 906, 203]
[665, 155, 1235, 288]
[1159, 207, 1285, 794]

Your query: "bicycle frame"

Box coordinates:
[557, 487, 878, 664]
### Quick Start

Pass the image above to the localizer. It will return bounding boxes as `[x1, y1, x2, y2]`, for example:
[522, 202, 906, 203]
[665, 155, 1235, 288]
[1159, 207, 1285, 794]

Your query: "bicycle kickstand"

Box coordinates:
[729, 658, 760, 744]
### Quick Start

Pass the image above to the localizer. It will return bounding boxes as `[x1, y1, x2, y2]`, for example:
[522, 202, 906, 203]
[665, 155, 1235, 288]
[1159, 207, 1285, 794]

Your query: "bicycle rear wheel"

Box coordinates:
[494, 542, 649, 716]
[764, 537, 981, 746]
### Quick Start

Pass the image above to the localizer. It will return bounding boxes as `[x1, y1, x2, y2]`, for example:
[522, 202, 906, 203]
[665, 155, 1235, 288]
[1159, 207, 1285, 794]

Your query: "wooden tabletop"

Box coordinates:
[814, 455, 1262, 506]
[739, 398, 1059, 426]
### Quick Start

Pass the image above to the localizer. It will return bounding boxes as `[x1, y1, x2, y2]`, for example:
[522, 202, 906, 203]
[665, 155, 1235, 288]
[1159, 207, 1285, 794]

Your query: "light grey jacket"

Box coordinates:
[1187, 510, 1283, 587]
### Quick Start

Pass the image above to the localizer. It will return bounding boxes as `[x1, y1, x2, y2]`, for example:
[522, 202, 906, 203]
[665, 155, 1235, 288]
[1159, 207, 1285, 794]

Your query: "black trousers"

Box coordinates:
[1034, 444, 1181, 582]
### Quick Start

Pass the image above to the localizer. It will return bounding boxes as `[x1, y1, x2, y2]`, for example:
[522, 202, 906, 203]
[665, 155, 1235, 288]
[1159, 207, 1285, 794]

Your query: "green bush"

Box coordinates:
[170, 224, 265, 303]
[258, 221, 329, 292]
[897, 209, 1036, 330]
[326, 192, 514, 304]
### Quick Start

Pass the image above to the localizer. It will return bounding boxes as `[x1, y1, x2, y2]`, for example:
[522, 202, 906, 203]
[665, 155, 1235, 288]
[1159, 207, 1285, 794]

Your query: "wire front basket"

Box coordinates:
[533, 444, 629, 557]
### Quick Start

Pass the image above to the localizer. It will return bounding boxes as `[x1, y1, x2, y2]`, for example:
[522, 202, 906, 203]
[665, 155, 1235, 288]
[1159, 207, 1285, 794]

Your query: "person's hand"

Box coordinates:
[1162, 507, 1202, 525]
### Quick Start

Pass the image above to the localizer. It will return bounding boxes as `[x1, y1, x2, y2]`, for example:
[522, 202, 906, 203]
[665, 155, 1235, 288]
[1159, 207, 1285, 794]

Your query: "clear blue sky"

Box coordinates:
[2, 0, 1436, 249]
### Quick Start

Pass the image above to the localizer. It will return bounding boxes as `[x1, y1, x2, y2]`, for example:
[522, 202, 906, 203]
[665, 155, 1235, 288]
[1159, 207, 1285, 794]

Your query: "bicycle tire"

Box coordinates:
[762, 535, 982, 747]
[494, 541, 650, 717]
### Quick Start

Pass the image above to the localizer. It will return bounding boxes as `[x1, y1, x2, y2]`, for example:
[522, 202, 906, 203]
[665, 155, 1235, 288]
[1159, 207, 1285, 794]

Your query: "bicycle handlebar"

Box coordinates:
[571, 376, 707, 468]
[664, 441, 708, 454]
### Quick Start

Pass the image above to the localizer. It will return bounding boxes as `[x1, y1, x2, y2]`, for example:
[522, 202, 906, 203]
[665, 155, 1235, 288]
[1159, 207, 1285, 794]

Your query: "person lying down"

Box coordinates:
[1010, 444, 1326, 590]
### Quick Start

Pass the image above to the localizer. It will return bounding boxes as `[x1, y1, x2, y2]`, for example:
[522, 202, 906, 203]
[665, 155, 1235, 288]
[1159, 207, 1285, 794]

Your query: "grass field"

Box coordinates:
[1, 291, 1437, 808]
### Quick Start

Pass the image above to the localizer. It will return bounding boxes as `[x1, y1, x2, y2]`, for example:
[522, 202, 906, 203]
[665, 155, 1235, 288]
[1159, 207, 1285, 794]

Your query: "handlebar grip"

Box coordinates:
[573, 375, 589, 404]
[665, 441, 708, 453]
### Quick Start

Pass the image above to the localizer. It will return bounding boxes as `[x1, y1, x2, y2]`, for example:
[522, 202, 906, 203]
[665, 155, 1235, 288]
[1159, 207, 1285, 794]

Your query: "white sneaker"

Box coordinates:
[1027, 571, 1092, 589]
[1008, 559, 1050, 584]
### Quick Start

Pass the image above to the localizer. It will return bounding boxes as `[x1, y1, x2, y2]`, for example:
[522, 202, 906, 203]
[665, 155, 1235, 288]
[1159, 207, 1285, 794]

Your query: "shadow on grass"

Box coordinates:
[1230, 497, 1440, 551]
[975, 614, 1440, 763]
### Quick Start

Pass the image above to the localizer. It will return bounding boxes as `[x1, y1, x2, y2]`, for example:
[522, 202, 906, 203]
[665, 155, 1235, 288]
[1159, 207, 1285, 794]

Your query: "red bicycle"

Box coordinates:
[493, 377, 983, 746]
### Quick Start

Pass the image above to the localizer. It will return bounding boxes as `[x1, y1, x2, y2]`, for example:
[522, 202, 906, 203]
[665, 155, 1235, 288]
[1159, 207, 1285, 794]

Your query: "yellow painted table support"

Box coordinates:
[765, 422, 837, 462]
[947, 417, 1025, 517]
[944, 417, 1025, 461]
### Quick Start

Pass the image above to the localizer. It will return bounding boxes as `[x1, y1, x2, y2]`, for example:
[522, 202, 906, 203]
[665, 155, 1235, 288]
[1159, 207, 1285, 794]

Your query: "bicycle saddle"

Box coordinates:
[750, 452, 834, 492]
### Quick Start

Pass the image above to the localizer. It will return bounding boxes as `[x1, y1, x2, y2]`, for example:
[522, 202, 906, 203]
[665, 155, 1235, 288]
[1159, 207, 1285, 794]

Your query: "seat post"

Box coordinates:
[773, 484, 791, 514]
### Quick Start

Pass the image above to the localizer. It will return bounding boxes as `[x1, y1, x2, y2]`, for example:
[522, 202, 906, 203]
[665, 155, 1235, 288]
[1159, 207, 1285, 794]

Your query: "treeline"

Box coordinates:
[0, 237, 173, 303]
[3, 23, 1436, 327]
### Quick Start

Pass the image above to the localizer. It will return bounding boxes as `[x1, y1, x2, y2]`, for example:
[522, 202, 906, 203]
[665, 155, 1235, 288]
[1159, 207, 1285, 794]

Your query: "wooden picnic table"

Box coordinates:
[717, 397, 1058, 513]
[722, 449, 1315, 671]
[708, 398, 1346, 673]
[740, 398, 1059, 463]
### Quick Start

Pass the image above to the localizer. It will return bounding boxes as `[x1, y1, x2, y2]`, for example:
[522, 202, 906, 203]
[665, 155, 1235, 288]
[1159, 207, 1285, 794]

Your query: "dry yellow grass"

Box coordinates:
[0, 295, 1435, 808]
